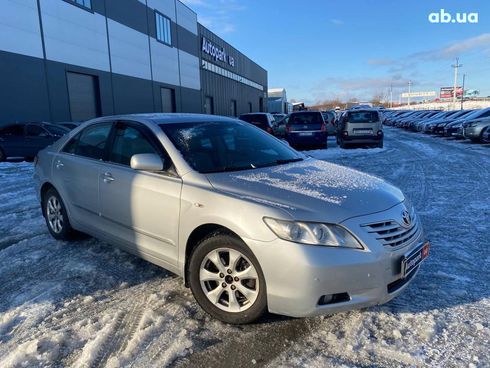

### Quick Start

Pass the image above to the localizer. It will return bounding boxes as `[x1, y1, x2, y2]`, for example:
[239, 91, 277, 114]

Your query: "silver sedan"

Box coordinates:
[34, 114, 429, 324]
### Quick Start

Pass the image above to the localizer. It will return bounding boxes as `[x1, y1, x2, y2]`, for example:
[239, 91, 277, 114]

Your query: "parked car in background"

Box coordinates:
[34, 113, 428, 324]
[239, 113, 275, 135]
[337, 109, 383, 148]
[321, 110, 337, 135]
[284, 111, 328, 149]
[443, 108, 490, 137]
[462, 117, 490, 142]
[0, 122, 69, 162]
[423, 110, 473, 134]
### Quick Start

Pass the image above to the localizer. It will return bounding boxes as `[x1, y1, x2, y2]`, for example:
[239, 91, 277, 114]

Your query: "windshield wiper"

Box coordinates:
[275, 158, 304, 165]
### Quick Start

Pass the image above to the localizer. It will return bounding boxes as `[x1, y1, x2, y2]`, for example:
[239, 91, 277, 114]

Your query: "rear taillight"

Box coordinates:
[266, 126, 273, 134]
[321, 124, 327, 132]
[286, 125, 291, 133]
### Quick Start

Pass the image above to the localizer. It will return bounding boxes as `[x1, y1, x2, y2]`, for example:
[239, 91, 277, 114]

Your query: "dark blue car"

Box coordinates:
[284, 111, 328, 149]
[0, 122, 69, 162]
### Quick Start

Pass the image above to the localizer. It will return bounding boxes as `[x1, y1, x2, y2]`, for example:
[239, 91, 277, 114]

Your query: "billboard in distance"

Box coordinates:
[401, 91, 436, 98]
[440, 87, 463, 99]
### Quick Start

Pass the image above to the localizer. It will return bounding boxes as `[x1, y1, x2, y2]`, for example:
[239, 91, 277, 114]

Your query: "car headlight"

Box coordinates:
[263, 217, 363, 249]
[466, 121, 478, 127]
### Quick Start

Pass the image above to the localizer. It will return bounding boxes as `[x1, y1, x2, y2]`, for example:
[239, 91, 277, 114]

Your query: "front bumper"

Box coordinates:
[245, 204, 426, 317]
[341, 134, 383, 145]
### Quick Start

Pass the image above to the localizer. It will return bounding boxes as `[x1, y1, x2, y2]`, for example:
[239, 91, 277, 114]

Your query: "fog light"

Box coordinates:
[318, 292, 351, 305]
[318, 295, 333, 305]
[377, 130, 383, 136]
[342, 131, 348, 136]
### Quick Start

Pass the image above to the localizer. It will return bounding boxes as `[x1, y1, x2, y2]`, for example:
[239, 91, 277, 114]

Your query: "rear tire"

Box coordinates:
[0, 148, 5, 162]
[377, 140, 384, 148]
[189, 233, 267, 324]
[339, 140, 346, 149]
[42, 188, 75, 240]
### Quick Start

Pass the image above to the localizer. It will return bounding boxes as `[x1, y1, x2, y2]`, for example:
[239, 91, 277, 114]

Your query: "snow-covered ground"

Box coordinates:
[0, 129, 489, 367]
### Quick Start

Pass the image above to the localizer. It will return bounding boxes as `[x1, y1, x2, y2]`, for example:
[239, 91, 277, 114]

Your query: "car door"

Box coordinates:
[98, 121, 182, 266]
[24, 124, 54, 158]
[52, 122, 113, 227]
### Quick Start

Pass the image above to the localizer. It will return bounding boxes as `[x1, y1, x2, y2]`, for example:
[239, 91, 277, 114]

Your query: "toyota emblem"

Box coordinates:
[401, 210, 411, 227]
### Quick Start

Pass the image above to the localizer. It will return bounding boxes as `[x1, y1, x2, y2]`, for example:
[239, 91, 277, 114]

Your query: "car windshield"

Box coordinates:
[348, 111, 380, 123]
[44, 124, 69, 136]
[160, 121, 303, 173]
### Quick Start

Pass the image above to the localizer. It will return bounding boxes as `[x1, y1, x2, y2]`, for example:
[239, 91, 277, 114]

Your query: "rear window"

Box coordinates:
[289, 112, 324, 125]
[347, 111, 380, 123]
[240, 114, 268, 124]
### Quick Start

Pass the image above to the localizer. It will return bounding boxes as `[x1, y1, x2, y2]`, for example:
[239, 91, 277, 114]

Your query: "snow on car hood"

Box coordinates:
[206, 158, 404, 223]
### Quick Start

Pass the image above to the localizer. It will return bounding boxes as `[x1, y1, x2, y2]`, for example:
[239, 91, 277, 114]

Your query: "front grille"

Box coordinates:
[362, 208, 420, 248]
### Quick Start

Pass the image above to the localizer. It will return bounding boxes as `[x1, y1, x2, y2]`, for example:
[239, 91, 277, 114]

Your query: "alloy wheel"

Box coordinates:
[199, 248, 259, 313]
[46, 196, 63, 234]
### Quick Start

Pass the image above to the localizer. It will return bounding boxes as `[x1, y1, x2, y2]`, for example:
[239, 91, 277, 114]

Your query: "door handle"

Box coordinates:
[55, 160, 64, 169]
[103, 172, 115, 183]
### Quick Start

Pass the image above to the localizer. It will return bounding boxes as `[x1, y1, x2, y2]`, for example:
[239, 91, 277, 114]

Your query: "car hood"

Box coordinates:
[206, 158, 404, 223]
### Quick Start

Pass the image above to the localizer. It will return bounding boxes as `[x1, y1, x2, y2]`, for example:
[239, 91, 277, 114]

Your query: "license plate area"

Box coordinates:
[298, 132, 313, 136]
[353, 129, 373, 135]
[401, 241, 430, 278]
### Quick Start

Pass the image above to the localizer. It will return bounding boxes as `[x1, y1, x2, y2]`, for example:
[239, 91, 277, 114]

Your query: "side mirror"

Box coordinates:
[130, 153, 164, 171]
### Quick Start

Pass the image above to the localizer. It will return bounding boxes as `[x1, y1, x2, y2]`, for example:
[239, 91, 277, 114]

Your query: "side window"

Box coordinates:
[109, 125, 160, 167]
[0, 125, 24, 137]
[26, 125, 48, 137]
[62, 133, 81, 154]
[75, 123, 112, 160]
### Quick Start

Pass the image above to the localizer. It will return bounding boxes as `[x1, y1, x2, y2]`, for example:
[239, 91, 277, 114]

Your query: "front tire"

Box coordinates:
[189, 234, 267, 324]
[42, 188, 75, 240]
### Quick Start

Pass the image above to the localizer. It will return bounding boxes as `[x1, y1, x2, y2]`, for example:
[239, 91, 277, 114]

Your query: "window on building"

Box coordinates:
[205, 96, 214, 115]
[66, 0, 92, 10]
[230, 100, 237, 117]
[161, 88, 176, 113]
[155, 12, 172, 45]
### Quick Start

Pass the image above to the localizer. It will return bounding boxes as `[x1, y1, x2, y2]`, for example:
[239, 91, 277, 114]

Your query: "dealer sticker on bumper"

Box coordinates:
[401, 241, 430, 278]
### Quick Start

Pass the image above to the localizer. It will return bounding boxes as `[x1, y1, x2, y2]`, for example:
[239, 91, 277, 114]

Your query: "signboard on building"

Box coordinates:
[440, 87, 463, 99]
[401, 91, 436, 98]
[201, 37, 235, 67]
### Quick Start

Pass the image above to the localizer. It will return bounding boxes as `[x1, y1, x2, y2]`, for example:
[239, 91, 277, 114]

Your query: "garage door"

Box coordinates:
[66, 72, 100, 121]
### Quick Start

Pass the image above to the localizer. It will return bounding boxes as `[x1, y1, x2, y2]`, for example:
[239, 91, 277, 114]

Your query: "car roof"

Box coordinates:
[90, 113, 239, 125]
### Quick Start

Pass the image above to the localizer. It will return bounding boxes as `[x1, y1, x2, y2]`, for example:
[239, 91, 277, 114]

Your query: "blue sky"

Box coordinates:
[182, 0, 490, 104]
